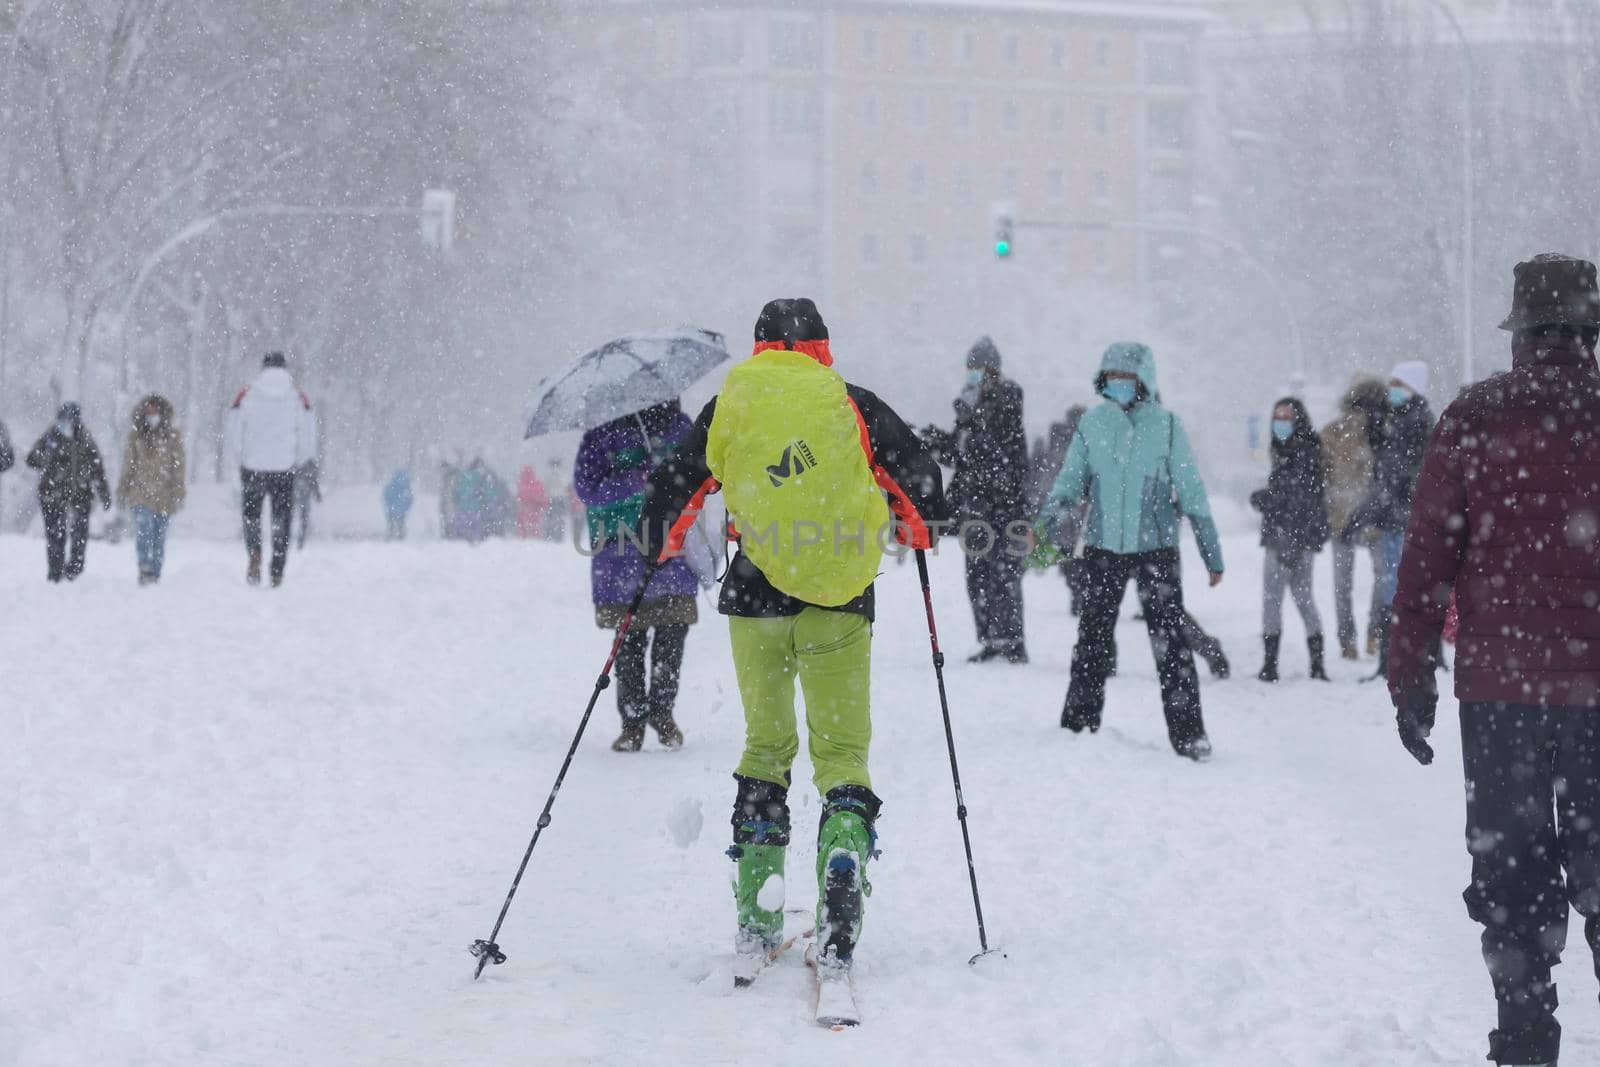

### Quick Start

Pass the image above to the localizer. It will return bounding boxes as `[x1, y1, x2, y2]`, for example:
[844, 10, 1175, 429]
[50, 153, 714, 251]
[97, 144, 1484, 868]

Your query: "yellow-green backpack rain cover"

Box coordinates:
[707, 349, 889, 606]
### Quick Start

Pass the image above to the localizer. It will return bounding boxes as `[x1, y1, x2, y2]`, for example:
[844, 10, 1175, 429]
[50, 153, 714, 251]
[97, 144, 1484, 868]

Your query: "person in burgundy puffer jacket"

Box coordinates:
[1388, 253, 1600, 1067]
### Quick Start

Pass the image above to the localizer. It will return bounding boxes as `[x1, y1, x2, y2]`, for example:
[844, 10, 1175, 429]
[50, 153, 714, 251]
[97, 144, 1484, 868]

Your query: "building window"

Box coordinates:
[860, 233, 881, 266]
[907, 92, 929, 132]
[1147, 101, 1188, 151]
[860, 26, 880, 64]
[953, 164, 973, 204]
[1092, 169, 1111, 205]
[953, 96, 975, 136]
[1150, 171, 1190, 216]
[1048, 100, 1066, 138]
[907, 162, 928, 200]
[858, 92, 881, 130]
[955, 29, 977, 65]
[1144, 38, 1193, 86]
[692, 15, 744, 67]
[1093, 103, 1110, 138]
[1046, 167, 1065, 205]
[1001, 166, 1020, 199]
[769, 17, 819, 69]
[769, 87, 820, 137]
[1049, 35, 1067, 69]
[1093, 35, 1112, 68]
[859, 160, 880, 198]
[1001, 99, 1020, 134]
[1002, 33, 1020, 66]
[910, 27, 929, 64]
[908, 233, 928, 266]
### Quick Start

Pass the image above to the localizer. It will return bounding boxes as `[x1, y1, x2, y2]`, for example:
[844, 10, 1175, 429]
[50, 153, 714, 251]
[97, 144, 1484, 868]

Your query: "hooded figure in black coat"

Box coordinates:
[27, 402, 111, 582]
[921, 336, 1031, 663]
[1250, 396, 1330, 681]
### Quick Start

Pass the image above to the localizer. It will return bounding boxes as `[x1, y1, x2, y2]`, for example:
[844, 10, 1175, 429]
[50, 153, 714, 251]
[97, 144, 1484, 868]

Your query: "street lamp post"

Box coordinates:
[1419, 0, 1475, 385]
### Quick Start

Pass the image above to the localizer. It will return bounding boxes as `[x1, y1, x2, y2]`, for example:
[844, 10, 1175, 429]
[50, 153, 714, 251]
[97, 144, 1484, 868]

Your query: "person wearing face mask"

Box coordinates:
[1387, 253, 1600, 1067]
[1346, 358, 1435, 678]
[1038, 342, 1224, 761]
[26, 402, 111, 582]
[920, 336, 1031, 663]
[116, 395, 187, 585]
[1249, 397, 1331, 682]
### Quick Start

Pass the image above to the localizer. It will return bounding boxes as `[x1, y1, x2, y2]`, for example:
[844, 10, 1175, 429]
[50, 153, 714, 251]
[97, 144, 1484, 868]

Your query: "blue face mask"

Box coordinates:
[1102, 379, 1137, 407]
[1271, 418, 1294, 442]
[966, 369, 985, 387]
[1388, 386, 1411, 408]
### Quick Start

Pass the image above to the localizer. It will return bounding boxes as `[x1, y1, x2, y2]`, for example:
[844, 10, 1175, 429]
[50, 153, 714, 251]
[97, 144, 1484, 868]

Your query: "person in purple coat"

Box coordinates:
[575, 398, 701, 751]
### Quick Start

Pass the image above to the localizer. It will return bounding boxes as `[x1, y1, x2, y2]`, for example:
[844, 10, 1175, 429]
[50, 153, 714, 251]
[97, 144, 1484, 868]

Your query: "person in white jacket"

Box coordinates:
[225, 352, 317, 586]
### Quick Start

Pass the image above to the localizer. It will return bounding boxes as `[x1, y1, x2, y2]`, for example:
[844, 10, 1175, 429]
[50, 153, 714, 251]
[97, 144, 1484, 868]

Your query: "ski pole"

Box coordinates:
[914, 548, 1001, 965]
[470, 558, 660, 979]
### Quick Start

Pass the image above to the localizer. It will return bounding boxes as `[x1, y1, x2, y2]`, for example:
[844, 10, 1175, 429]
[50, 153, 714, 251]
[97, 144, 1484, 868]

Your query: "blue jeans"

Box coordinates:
[134, 507, 171, 577]
[1375, 530, 1405, 611]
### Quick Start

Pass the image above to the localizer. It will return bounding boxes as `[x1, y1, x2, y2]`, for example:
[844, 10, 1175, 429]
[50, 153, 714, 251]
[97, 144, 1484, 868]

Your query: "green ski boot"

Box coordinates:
[815, 785, 882, 968]
[729, 775, 792, 986]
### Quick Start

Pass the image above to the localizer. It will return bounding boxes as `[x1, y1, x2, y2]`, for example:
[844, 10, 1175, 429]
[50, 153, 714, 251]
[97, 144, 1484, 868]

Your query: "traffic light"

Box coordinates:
[991, 203, 1014, 258]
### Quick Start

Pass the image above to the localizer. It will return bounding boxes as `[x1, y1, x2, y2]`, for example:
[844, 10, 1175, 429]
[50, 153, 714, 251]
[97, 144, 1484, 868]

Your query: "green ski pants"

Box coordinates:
[728, 608, 872, 796]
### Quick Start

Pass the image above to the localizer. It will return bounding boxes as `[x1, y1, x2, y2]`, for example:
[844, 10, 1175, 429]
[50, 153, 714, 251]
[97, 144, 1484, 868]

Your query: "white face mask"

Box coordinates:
[144, 414, 162, 430]
[56, 419, 73, 436]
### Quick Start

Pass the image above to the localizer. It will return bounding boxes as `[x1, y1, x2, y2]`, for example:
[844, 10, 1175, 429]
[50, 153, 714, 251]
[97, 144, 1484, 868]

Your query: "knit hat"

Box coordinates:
[753, 298, 828, 346]
[1498, 253, 1600, 331]
[965, 336, 1002, 371]
[1390, 360, 1429, 397]
[262, 351, 287, 369]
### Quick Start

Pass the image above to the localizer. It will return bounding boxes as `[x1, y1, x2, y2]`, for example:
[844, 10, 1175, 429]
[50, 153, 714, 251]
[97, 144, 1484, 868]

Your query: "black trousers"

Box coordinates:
[1064, 548, 1205, 750]
[1460, 701, 1600, 1065]
[964, 524, 1026, 654]
[241, 470, 296, 579]
[42, 500, 90, 581]
[614, 624, 690, 724]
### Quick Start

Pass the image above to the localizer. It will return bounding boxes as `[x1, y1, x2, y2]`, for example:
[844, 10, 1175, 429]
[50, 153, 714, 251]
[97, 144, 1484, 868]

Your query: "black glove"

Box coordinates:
[1249, 489, 1268, 511]
[1394, 689, 1437, 766]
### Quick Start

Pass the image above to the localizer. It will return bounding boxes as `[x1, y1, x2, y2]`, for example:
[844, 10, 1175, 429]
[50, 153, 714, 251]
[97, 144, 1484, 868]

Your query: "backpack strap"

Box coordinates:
[847, 397, 931, 550]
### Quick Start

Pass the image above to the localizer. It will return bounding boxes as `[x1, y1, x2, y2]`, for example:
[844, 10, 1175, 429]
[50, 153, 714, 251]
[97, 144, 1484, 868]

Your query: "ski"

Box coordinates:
[805, 941, 861, 1029]
[732, 926, 812, 988]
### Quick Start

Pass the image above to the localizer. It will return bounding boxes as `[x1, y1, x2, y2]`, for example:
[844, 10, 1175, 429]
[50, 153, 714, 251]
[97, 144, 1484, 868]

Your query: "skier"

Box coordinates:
[116, 395, 186, 585]
[26, 402, 110, 582]
[1037, 342, 1223, 761]
[1249, 397, 1330, 682]
[921, 337, 1030, 663]
[1320, 379, 1387, 659]
[1349, 358, 1434, 677]
[640, 298, 946, 1013]
[225, 352, 317, 586]
[383, 469, 413, 540]
[574, 399, 699, 752]
[1388, 253, 1600, 1067]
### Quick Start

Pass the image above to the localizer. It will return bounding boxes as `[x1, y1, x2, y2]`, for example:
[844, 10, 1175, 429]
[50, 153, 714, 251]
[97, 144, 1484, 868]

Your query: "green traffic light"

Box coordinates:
[994, 241, 1011, 257]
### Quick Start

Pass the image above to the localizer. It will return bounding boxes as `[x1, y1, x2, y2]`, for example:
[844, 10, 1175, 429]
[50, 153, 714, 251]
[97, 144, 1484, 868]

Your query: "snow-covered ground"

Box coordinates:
[8, 517, 1599, 1066]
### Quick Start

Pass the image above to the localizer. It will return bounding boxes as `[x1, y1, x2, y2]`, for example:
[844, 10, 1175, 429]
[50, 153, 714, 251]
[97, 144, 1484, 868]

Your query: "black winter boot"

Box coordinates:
[1308, 634, 1330, 680]
[610, 717, 646, 752]
[1363, 618, 1391, 683]
[1257, 634, 1281, 683]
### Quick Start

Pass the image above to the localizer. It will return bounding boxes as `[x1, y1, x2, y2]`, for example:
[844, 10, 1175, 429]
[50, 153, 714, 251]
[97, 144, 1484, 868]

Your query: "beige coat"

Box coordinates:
[1319, 380, 1384, 540]
[117, 396, 187, 515]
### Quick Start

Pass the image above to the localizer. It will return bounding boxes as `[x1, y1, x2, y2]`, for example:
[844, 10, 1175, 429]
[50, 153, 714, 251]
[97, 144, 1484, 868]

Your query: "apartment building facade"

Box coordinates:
[580, 1, 1214, 363]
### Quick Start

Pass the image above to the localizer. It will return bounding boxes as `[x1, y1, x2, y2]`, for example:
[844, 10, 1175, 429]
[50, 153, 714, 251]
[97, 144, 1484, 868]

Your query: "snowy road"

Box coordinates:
[7, 529, 1599, 1065]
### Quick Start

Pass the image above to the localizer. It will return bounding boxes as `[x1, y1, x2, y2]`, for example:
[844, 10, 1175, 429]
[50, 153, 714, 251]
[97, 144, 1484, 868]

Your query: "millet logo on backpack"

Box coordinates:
[766, 439, 818, 487]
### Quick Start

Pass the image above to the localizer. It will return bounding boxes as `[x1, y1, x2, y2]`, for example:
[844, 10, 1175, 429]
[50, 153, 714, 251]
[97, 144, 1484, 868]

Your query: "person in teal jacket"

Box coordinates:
[1039, 341, 1224, 761]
